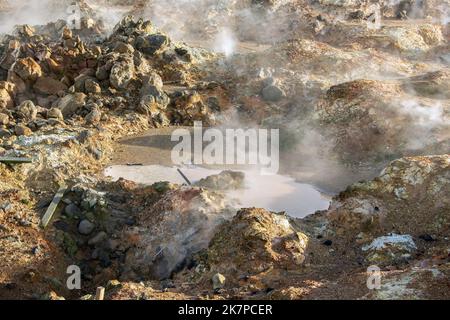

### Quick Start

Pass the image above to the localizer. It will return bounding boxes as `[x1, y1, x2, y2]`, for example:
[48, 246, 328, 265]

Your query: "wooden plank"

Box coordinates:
[95, 287, 105, 301]
[0, 157, 33, 164]
[40, 185, 67, 229]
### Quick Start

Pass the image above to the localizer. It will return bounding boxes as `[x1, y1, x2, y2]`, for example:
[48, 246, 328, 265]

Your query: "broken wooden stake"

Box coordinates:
[177, 168, 192, 185]
[40, 185, 67, 229]
[0, 157, 33, 164]
[95, 287, 105, 301]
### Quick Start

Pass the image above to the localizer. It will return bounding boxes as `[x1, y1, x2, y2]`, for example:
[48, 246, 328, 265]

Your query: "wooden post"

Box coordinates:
[95, 287, 105, 301]
[40, 185, 67, 229]
[0, 157, 33, 164]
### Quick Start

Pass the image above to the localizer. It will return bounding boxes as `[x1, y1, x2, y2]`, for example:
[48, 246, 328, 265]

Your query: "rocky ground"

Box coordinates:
[0, 0, 449, 300]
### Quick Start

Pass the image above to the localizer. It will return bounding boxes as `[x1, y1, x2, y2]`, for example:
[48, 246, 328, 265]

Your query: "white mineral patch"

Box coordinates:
[362, 234, 417, 252]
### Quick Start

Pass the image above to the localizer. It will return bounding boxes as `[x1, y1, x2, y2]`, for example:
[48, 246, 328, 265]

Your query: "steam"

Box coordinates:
[398, 99, 448, 151]
[213, 27, 237, 57]
[0, 0, 66, 34]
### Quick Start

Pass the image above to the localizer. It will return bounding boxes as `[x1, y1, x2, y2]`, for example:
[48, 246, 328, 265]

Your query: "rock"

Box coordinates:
[362, 234, 417, 265]
[114, 42, 135, 54]
[16, 100, 37, 121]
[418, 234, 436, 242]
[137, 86, 170, 117]
[136, 34, 170, 55]
[212, 273, 226, 290]
[110, 58, 135, 90]
[88, 231, 108, 246]
[42, 291, 65, 301]
[0, 112, 9, 125]
[0, 128, 11, 138]
[78, 219, 95, 235]
[14, 124, 32, 136]
[84, 78, 101, 94]
[33, 77, 67, 95]
[195, 171, 245, 190]
[261, 84, 285, 102]
[11, 57, 42, 82]
[269, 287, 305, 300]
[47, 108, 64, 120]
[207, 208, 308, 277]
[0, 88, 13, 109]
[141, 72, 164, 92]
[85, 108, 101, 125]
[0, 202, 13, 213]
[56, 93, 86, 117]
[64, 203, 81, 218]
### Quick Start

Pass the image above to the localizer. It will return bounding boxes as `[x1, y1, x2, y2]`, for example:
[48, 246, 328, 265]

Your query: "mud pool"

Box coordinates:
[104, 165, 332, 218]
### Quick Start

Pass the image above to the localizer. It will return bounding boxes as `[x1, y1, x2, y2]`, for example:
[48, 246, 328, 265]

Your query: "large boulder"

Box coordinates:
[207, 208, 308, 277]
[11, 57, 42, 82]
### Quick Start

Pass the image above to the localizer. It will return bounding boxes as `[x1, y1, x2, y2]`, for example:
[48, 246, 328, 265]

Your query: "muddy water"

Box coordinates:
[108, 128, 333, 217]
[104, 165, 331, 218]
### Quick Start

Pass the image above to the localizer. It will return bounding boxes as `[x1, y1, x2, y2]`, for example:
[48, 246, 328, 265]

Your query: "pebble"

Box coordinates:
[64, 203, 82, 218]
[212, 273, 226, 290]
[88, 231, 108, 246]
[78, 219, 95, 235]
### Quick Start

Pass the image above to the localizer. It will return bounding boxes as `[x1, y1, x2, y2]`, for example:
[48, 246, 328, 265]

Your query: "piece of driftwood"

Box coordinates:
[0, 157, 33, 164]
[177, 168, 192, 185]
[95, 287, 105, 301]
[40, 185, 67, 228]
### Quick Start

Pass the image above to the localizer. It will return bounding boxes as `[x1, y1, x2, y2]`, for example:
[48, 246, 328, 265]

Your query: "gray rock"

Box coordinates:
[261, 84, 285, 102]
[47, 108, 64, 120]
[16, 100, 38, 121]
[0, 202, 13, 213]
[84, 78, 102, 94]
[14, 124, 32, 136]
[85, 108, 101, 125]
[136, 34, 170, 55]
[78, 219, 95, 235]
[88, 231, 108, 246]
[110, 58, 135, 90]
[137, 86, 170, 117]
[56, 93, 86, 118]
[64, 203, 81, 218]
